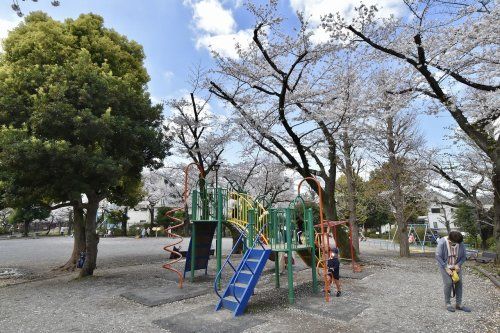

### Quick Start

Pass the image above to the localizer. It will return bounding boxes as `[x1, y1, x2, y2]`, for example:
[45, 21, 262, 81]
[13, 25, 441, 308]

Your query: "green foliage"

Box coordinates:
[486, 237, 496, 251]
[0, 12, 169, 210]
[106, 209, 128, 225]
[293, 201, 320, 225]
[156, 207, 183, 228]
[454, 202, 478, 246]
[8, 206, 50, 225]
[365, 161, 427, 225]
[335, 174, 367, 224]
[335, 172, 395, 231]
[128, 224, 141, 236]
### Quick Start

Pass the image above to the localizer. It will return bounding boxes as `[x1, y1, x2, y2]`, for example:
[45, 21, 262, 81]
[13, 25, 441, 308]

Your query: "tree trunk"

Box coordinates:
[57, 205, 85, 271]
[67, 210, 73, 236]
[225, 222, 243, 254]
[80, 195, 100, 277]
[321, 175, 353, 259]
[387, 116, 410, 257]
[493, 146, 499, 264]
[342, 132, 360, 254]
[398, 216, 410, 257]
[149, 207, 155, 229]
[121, 207, 128, 237]
[23, 220, 29, 237]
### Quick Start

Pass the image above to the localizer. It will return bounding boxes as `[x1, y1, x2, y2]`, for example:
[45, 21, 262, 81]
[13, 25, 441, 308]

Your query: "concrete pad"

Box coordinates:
[153, 306, 266, 333]
[121, 281, 211, 307]
[295, 295, 369, 322]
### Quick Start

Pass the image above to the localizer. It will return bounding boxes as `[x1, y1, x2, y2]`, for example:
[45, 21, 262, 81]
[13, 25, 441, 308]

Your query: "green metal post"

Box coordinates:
[217, 189, 223, 288]
[308, 208, 318, 293]
[190, 222, 196, 282]
[286, 208, 294, 304]
[191, 190, 198, 220]
[271, 211, 280, 288]
[248, 209, 255, 249]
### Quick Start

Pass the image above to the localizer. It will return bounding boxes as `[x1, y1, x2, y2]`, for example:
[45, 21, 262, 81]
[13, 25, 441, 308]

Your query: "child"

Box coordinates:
[327, 247, 341, 297]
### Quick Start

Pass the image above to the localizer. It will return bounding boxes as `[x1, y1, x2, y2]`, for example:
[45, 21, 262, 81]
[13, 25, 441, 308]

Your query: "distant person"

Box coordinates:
[435, 231, 470, 312]
[146, 227, 151, 237]
[228, 197, 237, 219]
[296, 216, 304, 244]
[141, 227, 146, 238]
[326, 248, 341, 297]
[408, 233, 415, 244]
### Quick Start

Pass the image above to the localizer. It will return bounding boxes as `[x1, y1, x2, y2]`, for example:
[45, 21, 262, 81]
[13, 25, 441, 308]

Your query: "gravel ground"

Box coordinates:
[0, 240, 498, 333]
[0, 237, 233, 284]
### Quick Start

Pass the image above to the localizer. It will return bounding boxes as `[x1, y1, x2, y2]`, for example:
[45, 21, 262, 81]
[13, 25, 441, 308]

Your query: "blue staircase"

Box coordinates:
[184, 221, 217, 278]
[216, 248, 271, 316]
[215, 219, 271, 317]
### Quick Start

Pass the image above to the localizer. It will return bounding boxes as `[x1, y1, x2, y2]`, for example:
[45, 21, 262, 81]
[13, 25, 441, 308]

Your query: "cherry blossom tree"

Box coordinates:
[428, 130, 494, 247]
[166, 66, 231, 183]
[365, 68, 428, 257]
[208, 3, 359, 255]
[223, 149, 294, 205]
[323, 0, 499, 260]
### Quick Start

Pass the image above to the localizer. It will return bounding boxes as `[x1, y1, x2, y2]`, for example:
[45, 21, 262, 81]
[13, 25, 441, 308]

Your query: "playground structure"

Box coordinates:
[162, 166, 360, 316]
[390, 223, 440, 253]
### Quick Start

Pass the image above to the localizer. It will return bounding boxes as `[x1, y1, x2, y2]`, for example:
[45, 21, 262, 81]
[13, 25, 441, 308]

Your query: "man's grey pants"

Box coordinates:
[440, 268, 463, 306]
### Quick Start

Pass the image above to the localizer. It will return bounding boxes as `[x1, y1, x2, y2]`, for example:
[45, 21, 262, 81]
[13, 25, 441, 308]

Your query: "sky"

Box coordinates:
[0, 0, 457, 160]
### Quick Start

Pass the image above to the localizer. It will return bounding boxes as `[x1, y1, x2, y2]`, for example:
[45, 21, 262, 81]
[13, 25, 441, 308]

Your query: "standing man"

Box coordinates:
[435, 231, 471, 312]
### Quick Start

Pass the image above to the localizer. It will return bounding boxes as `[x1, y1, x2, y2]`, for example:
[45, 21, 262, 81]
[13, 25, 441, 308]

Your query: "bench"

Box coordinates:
[466, 249, 479, 260]
[476, 251, 497, 263]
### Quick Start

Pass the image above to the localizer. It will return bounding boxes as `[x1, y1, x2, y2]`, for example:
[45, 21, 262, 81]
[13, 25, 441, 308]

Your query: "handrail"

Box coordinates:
[229, 220, 269, 304]
[227, 191, 269, 244]
[214, 229, 248, 300]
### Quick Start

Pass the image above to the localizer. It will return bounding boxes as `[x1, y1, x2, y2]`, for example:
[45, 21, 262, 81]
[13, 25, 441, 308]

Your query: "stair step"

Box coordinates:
[246, 258, 260, 262]
[224, 295, 238, 302]
[234, 282, 248, 288]
[221, 295, 239, 311]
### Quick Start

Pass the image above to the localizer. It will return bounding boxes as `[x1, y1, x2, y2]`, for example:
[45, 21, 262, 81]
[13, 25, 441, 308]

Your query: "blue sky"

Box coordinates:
[0, 0, 456, 151]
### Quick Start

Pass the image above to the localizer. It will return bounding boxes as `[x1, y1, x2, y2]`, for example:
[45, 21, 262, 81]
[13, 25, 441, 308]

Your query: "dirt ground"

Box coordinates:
[0, 238, 498, 333]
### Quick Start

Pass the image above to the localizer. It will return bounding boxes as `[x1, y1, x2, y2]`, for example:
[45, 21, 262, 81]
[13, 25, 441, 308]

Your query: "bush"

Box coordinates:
[465, 234, 479, 248]
[113, 228, 125, 237]
[486, 237, 496, 251]
[129, 225, 142, 236]
[0, 225, 10, 235]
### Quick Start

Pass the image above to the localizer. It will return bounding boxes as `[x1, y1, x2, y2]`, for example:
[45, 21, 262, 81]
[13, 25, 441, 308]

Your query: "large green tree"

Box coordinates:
[8, 205, 50, 237]
[0, 12, 169, 277]
[454, 203, 479, 248]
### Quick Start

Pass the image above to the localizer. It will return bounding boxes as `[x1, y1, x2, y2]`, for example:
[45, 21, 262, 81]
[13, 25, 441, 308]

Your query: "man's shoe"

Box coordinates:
[336, 291, 341, 297]
[456, 305, 471, 312]
[446, 304, 455, 312]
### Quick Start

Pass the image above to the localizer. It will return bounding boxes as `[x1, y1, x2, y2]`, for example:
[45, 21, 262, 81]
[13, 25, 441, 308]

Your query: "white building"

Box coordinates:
[127, 203, 151, 226]
[425, 192, 457, 231]
[379, 191, 458, 235]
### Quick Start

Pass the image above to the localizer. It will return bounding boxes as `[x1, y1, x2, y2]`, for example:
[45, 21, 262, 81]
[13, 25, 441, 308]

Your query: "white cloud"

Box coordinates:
[185, 0, 252, 59]
[195, 29, 253, 59]
[163, 70, 174, 81]
[192, 0, 236, 35]
[0, 16, 21, 53]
